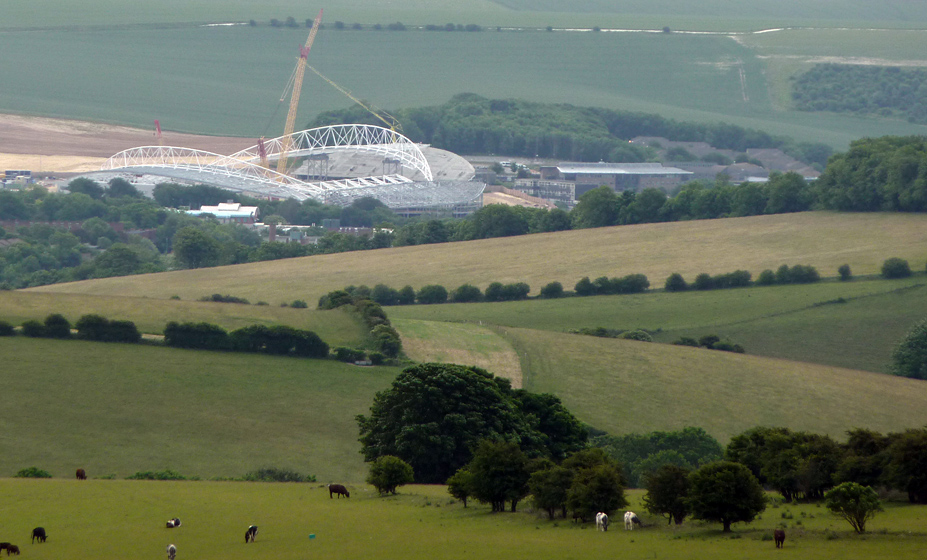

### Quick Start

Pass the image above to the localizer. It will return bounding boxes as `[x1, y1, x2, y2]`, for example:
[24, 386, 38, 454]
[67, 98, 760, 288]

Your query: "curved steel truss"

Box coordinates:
[231, 124, 433, 181]
[101, 124, 434, 201]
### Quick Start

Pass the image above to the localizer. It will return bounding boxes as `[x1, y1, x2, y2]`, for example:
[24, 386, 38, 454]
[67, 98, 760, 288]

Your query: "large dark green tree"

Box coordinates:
[357, 363, 580, 483]
[171, 227, 222, 269]
[643, 464, 690, 525]
[468, 440, 530, 512]
[892, 319, 927, 380]
[687, 461, 766, 532]
[563, 448, 628, 520]
[883, 428, 927, 503]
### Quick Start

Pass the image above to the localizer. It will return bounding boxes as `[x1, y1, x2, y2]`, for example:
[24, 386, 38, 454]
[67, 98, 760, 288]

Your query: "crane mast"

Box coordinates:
[277, 8, 323, 175]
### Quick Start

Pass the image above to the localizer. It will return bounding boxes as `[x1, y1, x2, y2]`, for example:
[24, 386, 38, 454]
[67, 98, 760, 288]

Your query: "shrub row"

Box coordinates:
[674, 334, 745, 353]
[317, 286, 403, 359]
[569, 327, 654, 342]
[14, 466, 317, 482]
[15, 313, 142, 343]
[163, 322, 329, 358]
[199, 294, 250, 304]
[574, 274, 650, 296]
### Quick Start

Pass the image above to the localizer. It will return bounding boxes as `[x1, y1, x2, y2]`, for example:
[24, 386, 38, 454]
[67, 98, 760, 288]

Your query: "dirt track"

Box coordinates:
[0, 114, 253, 174]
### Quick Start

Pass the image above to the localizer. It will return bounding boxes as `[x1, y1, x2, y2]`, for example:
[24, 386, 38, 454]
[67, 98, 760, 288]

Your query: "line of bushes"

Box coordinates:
[318, 285, 403, 360]
[163, 322, 329, 358]
[9, 313, 142, 343]
[673, 334, 745, 353]
[15, 466, 317, 482]
[569, 327, 654, 342]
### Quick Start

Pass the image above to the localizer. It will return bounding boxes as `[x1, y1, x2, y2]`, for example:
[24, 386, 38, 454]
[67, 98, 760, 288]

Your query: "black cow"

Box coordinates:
[328, 483, 350, 498]
[32, 528, 47, 544]
[75, 468, 87, 480]
[774, 529, 786, 548]
[245, 525, 258, 543]
[5, 545, 19, 556]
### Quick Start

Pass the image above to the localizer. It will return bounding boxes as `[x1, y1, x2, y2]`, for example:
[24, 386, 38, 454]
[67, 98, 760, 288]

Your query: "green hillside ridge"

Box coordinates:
[28, 212, 927, 306]
[388, 277, 927, 373]
[0, 337, 398, 481]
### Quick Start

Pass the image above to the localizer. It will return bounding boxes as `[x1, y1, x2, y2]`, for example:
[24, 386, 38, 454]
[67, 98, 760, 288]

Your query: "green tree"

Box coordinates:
[892, 319, 927, 380]
[687, 461, 766, 532]
[643, 464, 690, 525]
[529, 464, 573, 519]
[883, 428, 927, 503]
[571, 186, 620, 229]
[468, 440, 530, 512]
[824, 482, 882, 533]
[67, 177, 105, 199]
[566, 461, 628, 522]
[416, 284, 448, 304]
[356, 363, 538, 483]
[367, 455, 414, 495]
[447, 468, 474, 507]
[172, 227, 222, 269]
[664, 272, 687, 292]
[882, 257, 912, 279]
[43, 313, 71, 338]
[539, 281, 564, 299]
[838, 263, 852, 281]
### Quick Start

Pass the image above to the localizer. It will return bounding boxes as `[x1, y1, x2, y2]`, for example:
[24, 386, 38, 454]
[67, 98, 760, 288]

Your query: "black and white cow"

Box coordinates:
[245, 525, 258, 543]
[166, 544, 176, 560]
[595, 512, 609, 532]
[624, 511, 642, 530]
[166, 518, 181, 528]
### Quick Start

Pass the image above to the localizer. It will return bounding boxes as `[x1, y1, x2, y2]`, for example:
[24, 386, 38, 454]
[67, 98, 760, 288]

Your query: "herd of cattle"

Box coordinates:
[5, 473, 791, 556]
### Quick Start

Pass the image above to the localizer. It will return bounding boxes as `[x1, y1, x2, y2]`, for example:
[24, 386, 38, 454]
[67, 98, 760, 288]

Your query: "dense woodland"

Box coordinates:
[311, 94, 833, 169]
[793, 64, 927, 125]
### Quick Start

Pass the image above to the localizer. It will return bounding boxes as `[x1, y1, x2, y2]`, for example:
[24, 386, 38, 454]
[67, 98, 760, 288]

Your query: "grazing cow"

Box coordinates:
[774, 529, 785, 548]
[0, 544, 10, 555]
[76, 468, 87, 480]
[32, 527, 47, 543]
[624, 511, 642, 530]
[166, 518, 181, 528]
[595, 512, 609, 532]
[5, 546, 18, 556]
[245, 525, 258, 543]
[328, 484, 350, 499]
[166, 544, 176, 560]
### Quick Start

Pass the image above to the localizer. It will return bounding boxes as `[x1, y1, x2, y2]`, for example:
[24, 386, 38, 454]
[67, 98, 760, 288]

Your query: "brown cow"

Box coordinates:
[76, 468, 87, 480]
[774, 529, 785, 548]
[5, 545, 19, 556]
[328, 484, 350, 498]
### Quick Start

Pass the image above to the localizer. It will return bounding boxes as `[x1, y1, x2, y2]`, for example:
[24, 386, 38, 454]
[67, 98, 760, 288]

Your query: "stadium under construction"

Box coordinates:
[90, 123, 483, 217]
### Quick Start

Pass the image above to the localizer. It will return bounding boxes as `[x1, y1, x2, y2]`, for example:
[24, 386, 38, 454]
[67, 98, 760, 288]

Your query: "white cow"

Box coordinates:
[624, 511, 641, 530]
[595, 512, 609, 532]
[167, 544, 177, 560]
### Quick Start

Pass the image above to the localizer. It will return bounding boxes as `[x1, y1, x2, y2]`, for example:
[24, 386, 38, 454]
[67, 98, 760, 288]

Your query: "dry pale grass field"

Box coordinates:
[393, 318, 523, 387]
[28, 212, 927, 305]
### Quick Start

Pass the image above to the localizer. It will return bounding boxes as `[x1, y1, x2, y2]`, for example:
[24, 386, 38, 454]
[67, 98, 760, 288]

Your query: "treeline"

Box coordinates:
[793, 64, 927, 124]
[815, 135, 927, 212]
[246, 17, 484, 32]
[316, 285, 403, 359]
[311, 93, 832, 168]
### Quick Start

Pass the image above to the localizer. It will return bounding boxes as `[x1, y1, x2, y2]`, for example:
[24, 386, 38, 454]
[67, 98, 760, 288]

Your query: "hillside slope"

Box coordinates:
[499, 327, 927, 442]
[29, 212, 927, 305]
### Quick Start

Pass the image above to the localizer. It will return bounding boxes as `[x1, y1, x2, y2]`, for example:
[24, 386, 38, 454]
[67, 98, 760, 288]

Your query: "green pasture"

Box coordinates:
[0, 291, 368, 347]
[33, 212, 927, 312]
[498, 327, 927, 442]
[389, 277, 927, 373]
[0, 337, 398, 481]
[2, 25, 927, 146]
[1, 481, 926, 560]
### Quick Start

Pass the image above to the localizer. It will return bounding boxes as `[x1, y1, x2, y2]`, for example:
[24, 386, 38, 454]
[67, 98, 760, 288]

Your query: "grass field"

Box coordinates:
[388, 277, 927, 373]
[3, 24, 927, 146]
[392, 318, 523, 387]
[0, 291, 369, 347]
[31, 212, 927, 307]
[1, 481, 926, 560]
[500, 327, 927, 442]
[0, 337, 397, 481]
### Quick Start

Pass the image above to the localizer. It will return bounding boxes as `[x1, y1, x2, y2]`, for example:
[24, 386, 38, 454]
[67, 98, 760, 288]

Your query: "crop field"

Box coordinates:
[0, 291, 368, 346]
[499, 327, 927, 441]
[0, 337, 398, 481]
[2, 481, 927, 560]
[31, 212, 927, 307]
[3, 24, 927, 146]
[388, 277, 927, 373]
